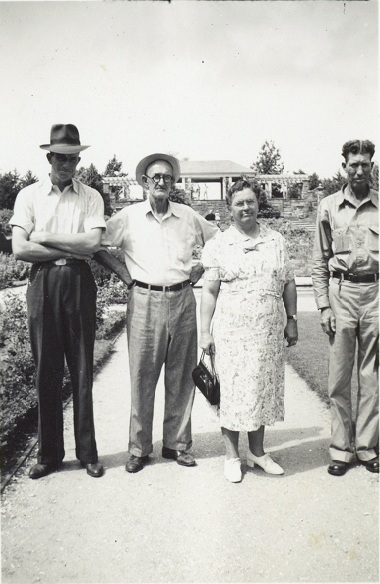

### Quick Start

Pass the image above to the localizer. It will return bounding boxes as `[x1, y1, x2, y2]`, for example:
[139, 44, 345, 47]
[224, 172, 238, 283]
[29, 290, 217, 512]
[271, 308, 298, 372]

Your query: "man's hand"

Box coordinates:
[284, 320, 298, 347]
[190, 262, 204, 286]
[320, 307, 336, 336]
[199, 332, 215, 356]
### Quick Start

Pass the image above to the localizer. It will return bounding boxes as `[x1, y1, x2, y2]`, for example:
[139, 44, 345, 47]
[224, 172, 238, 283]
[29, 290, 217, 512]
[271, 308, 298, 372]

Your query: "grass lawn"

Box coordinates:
[285, 311, 358, 417]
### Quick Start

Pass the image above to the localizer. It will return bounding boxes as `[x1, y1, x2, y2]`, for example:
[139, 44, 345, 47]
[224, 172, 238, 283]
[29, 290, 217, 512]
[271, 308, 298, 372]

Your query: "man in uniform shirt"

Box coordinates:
[11, 124, 105, 479]
[96, 153, 217, 473]
[312, 139, 378, 476]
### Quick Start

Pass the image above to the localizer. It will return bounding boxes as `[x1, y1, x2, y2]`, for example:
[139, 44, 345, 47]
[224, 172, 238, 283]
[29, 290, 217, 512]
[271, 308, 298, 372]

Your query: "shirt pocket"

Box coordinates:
[368, 226, 379, 252]
[331, 228, 350, 254]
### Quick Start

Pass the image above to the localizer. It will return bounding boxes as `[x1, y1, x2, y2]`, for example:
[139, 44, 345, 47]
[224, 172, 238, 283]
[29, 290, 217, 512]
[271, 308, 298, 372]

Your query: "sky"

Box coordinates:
[0, 0, 378, 182]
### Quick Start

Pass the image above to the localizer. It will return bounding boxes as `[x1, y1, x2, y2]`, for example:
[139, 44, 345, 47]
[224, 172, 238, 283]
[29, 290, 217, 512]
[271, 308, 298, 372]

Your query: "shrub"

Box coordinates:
[0, 209, 13, 238]
[0, 253, 30, 289]
[0, 294, 36, 447]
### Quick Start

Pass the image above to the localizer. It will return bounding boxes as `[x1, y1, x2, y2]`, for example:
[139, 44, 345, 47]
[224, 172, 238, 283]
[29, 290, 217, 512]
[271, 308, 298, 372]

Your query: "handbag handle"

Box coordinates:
[200, 349, 217, 377]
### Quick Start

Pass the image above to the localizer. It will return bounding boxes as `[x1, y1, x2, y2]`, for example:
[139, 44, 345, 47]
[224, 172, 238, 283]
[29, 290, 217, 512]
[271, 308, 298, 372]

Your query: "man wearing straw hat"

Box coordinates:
[96, 153, 217, 473]
[10, 124, 105, 479]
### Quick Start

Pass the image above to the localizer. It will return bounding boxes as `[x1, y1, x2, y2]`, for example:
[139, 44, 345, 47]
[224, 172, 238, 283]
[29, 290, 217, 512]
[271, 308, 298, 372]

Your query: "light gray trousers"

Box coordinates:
[126, 284, 197, 457]
[328, 279, 379, 463]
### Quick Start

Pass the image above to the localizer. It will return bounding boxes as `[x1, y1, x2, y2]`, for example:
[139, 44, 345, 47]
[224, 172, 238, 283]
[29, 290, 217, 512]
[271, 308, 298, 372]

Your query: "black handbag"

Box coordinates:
[192, 350, 220, 406]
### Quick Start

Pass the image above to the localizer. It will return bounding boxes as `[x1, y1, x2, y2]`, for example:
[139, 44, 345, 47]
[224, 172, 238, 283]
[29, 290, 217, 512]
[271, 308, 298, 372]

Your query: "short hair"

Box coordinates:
[342, 140, 375, 161]
[226, 178, 262, 207]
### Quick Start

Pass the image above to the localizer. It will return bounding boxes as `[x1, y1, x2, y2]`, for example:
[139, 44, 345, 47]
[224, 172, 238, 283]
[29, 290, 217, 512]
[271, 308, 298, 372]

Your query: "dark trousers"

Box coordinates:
[27, 262, 98, 465]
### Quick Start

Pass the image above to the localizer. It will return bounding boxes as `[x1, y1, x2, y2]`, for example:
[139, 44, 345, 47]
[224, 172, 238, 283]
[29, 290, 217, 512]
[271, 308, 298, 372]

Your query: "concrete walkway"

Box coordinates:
[1, 291, 378, 583]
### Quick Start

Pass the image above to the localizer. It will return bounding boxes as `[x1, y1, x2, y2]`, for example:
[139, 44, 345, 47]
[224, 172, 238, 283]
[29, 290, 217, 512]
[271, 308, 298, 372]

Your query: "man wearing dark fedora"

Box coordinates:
[10, 124, 105, 479]
[96, 153, 217, 473]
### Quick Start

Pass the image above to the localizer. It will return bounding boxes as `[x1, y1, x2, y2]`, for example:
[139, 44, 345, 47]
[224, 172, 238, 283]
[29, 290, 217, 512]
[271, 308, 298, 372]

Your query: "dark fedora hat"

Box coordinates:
[135, 153, 181, 187]
[40, 124, 90, 154]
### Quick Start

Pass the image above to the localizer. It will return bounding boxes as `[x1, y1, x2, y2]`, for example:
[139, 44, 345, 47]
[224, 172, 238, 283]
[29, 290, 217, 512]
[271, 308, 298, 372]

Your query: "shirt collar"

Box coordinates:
[226, 222, 275, 245]
[41, 175, 78, 196]
[143, 197, 182, 219]
[339, 183, 378, 208]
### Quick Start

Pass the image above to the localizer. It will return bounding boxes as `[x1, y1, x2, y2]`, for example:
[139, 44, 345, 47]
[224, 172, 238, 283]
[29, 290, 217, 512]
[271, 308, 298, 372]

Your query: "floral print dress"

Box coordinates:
[201, 223, 294, 431]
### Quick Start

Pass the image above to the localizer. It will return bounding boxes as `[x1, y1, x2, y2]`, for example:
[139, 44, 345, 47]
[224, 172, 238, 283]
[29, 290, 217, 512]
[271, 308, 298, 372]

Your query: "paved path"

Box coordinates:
[1, 291, 378, 583]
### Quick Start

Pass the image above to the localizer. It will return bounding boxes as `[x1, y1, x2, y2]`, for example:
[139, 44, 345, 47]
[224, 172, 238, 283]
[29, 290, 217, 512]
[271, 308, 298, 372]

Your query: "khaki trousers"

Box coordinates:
[328, 279, 379, 463]
[126, 284, 197, 458]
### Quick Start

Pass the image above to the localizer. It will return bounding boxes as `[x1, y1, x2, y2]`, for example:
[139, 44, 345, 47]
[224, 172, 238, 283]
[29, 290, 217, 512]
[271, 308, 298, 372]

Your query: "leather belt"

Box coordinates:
[134, 280, 190, 292]
[331, 272, 379, 283]
[36, 259, 87, 268]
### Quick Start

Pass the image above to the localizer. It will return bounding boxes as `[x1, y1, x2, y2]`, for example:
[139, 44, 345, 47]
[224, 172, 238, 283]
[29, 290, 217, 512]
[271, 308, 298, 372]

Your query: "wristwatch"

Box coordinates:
[287, 314, 297, 322]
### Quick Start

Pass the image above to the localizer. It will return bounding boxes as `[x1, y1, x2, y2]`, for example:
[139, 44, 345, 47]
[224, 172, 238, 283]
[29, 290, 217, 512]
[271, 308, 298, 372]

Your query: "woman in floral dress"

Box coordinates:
[200, 179, 298, 483]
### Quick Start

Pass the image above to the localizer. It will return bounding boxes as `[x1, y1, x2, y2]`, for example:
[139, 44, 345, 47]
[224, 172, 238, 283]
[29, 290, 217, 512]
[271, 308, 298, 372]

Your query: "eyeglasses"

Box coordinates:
[52, 154, 80, 163]
[146, 173, 173, 184]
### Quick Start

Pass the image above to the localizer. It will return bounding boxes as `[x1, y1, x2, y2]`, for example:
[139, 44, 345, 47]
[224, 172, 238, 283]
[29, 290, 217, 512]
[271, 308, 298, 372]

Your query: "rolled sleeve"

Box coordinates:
[194, 214, 219, 246]
[311, 203, 332, 309]
[82, 191, 106, 232]
[9, 188, 35, 235]
[101, 209, 129, 249]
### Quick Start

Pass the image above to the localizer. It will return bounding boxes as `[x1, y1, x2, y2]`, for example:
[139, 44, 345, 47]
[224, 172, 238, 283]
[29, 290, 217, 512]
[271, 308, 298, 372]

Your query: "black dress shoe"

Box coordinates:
[84, 462, 104, 478]
[360, 458, 379, 473]
[162, 447, 196, 467]
[328, 460, 349, 476]
[125, 455, 149, 473]
[29, 463, 60, 480]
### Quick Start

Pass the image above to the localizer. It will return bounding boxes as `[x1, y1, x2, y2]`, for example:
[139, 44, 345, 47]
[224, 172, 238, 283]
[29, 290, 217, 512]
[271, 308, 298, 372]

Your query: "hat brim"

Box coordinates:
[135, 153, 181, 187]
[40, 144, 90, 154]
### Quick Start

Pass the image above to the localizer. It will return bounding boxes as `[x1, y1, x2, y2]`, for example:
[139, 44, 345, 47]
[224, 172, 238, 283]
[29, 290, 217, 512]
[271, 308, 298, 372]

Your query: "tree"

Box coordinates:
[102, 156, 128, 210]
[251, 141, 284, 175]
[308, 172, 320, 191]
[0, 170, 37, 210]
[321, 171, 346, 196]
[76, 163, 112, 217]
[103, 155, 127, 178]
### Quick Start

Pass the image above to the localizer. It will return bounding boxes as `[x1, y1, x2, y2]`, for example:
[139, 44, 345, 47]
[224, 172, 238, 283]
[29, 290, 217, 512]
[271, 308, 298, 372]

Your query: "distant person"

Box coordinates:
[10, 124, 105, 479]
[199, 179, 298, 483]
[312, 139, 378, 476]
[95, 153, 218, 473]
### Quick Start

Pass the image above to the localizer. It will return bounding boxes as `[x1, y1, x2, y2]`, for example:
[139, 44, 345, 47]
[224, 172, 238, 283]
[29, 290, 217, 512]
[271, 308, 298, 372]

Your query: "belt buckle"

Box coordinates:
[55, 258, 67, 266]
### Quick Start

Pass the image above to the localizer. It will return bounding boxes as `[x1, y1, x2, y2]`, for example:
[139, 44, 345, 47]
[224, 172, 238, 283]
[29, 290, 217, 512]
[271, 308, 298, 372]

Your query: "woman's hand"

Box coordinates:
[284, 320, 298, 347]
[199, 332, 215, 355]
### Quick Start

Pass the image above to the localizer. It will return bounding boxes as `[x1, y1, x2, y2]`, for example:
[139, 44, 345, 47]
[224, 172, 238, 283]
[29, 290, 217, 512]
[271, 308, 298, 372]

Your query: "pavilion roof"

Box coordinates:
[179, 160, 255, 179]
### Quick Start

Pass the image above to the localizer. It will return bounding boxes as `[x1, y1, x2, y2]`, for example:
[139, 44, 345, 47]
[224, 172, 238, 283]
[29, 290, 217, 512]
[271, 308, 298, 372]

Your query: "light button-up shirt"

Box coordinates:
[102, 199, 218, 286]
[10, 176, 106, 235]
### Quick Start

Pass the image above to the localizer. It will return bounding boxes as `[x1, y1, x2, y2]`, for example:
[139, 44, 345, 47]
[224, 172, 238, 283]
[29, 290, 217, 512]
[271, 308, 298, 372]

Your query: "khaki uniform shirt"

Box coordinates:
[311, 184, 378, 310]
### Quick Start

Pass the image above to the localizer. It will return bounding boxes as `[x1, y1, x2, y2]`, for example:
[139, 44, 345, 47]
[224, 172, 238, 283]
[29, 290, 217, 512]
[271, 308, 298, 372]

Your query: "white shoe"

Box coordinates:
[224, 457, 242, 483]
[246, 451, 284, 475]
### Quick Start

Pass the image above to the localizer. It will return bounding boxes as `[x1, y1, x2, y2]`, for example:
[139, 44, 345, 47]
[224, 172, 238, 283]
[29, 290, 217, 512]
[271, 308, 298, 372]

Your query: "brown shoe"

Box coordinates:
[125, 455, 149, 473]
[162, 447, 196, 467]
